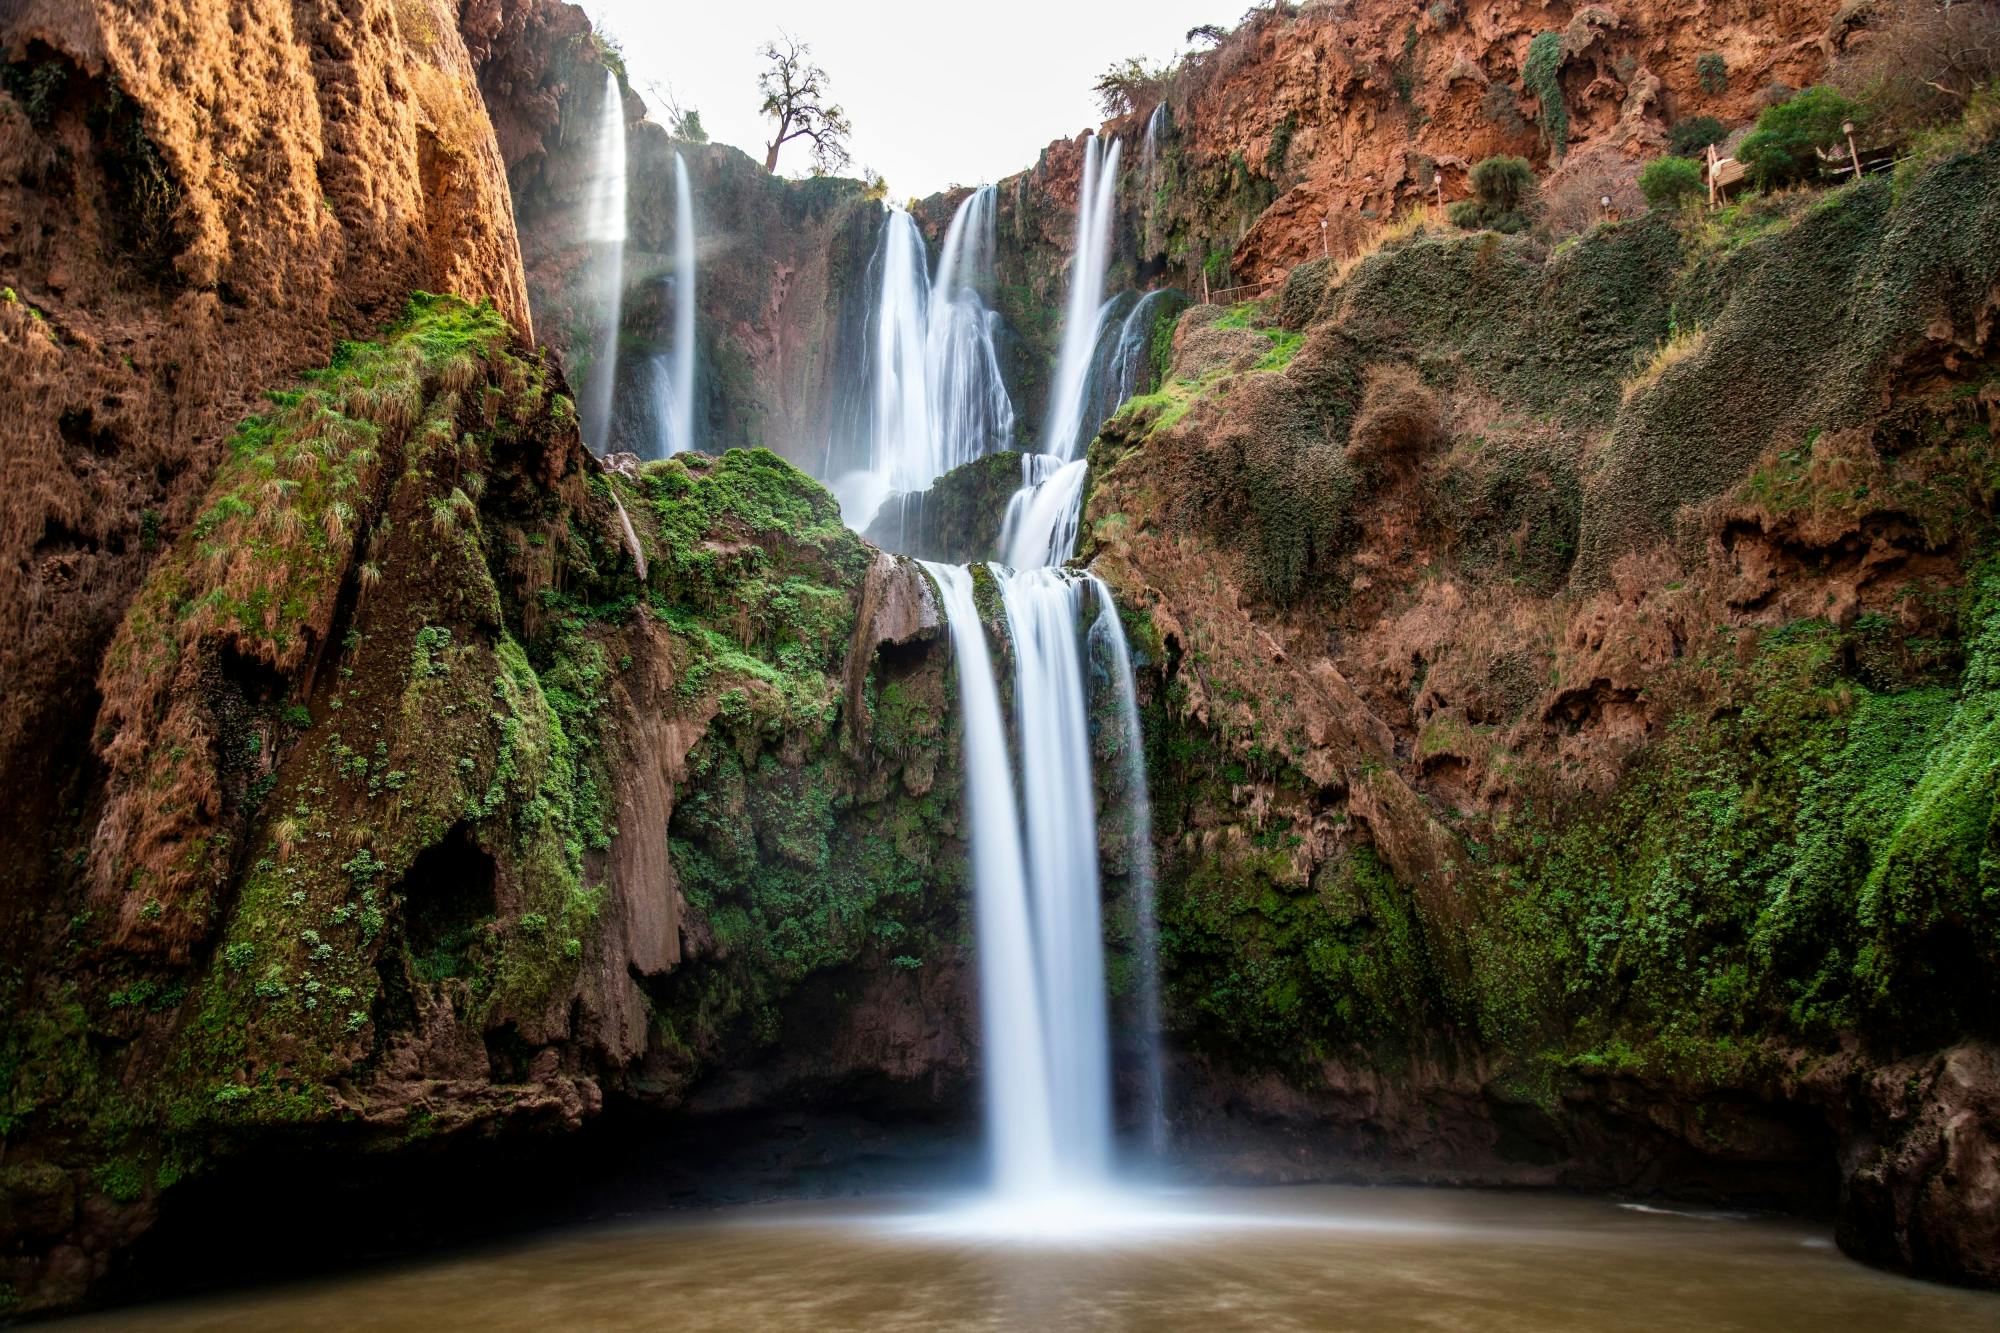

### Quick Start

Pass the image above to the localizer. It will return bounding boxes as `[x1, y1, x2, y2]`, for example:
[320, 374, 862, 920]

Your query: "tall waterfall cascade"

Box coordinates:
[1004, 133, 1123, 570]
[829, 188, 1015, 533]
[923, 561, 1158, 1202]
[579, 70, 627, 454]
[653, 151, 698, 458]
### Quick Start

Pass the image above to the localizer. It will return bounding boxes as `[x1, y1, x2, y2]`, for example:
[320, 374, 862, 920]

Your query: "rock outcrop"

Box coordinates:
[0, 0, 531, 967]
[1079, 136, 2000, 1288]
[0, 294, 971, 1314]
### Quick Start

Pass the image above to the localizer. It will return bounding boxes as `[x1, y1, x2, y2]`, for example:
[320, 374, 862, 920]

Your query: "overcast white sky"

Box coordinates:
[584, 0, 1236, 197]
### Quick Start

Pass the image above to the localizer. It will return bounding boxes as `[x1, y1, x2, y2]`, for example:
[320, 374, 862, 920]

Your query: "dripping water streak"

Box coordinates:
[612, 494, 647, 583]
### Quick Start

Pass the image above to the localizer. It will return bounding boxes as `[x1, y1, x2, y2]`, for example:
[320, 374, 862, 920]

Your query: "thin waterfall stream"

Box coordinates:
[1004, 132, 1123, 570]
[579, 69, 627, 453]
[654, 150, 698, 457]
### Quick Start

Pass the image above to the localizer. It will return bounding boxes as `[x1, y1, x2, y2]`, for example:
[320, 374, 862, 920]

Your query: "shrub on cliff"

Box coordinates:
[1667, 115, 1727, 159]
[1448, 155, 1535, 234]
[1738, 86, 1863, 187]
[1539, 143, 1643, 239]
[1094, 56, 1171, 117]
[1832, 0, 2000, 139]
[1639, 156, 1704, 210]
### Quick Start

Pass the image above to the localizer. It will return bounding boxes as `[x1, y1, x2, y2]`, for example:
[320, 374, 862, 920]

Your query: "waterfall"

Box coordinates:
[923, 561, 1125, 1198]
[829, 190, 1015, 533]
[1000, 456, 1088, 571]
[1087, 578, 1164, 1156]
[1104, 288, 1175, 411]
[580, 70, 627, 454]
[926, 188, 1016, 484]
[921, 562, 1060, 1194]
[655, 151, 697, 457]
[1040, 134, 1124, 462]
[997, 566, 1114, 1184]
[1141, 103, 1168, 254]
[997, 133, 1128, 570]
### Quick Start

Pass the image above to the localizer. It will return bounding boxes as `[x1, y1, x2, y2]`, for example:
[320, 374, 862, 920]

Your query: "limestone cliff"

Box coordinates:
[1080, 136, 2000, 1287]
[456, 0, 878, 469]
[1, 0, 531, 970]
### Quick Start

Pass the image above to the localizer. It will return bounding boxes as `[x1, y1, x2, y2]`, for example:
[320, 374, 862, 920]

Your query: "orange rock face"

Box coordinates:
[0, 0, 530, 934]
[977, 1, 1849, 308]
[1161, 0, 1847, 285]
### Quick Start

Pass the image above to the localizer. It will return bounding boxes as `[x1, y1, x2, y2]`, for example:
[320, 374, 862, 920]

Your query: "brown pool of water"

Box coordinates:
[64, 1184, 2000, 1331]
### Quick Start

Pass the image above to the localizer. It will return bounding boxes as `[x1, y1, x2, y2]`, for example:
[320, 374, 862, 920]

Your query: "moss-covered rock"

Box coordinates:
[0, 296, 969, 1314]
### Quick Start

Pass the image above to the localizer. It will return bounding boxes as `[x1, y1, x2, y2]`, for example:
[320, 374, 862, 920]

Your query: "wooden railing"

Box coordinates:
[1200, 276, 1282, 306]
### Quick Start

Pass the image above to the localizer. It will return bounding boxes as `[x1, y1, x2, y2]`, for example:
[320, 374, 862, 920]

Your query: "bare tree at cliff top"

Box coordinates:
[758, 35, 852, 175]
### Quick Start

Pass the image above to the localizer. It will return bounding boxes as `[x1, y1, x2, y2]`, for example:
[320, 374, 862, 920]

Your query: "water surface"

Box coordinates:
[70, 1185, 1999, 1331]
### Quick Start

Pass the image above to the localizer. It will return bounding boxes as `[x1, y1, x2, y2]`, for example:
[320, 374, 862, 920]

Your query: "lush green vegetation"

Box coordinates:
[1447, 155, 1535, 234]
[1524, 32, 1569, 159]
[1639, 155, 1703, 210]
[1738, 86, 1864, 188]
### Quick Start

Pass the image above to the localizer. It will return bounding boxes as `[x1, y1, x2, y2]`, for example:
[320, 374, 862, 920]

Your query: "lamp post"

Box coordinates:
[1842, 120, 1861, 180]
[1600, 193, 1612, 222]
[1320, 216, 1329, 260]
[1434, 172, 1444, 209]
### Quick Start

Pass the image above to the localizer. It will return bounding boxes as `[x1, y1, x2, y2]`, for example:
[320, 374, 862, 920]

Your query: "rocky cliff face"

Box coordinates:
[944, 0, 1852, 421]
[1080, 137, 2000, 1287]
[0, 0, 970, 1315]
[0, 289, 974, 1314]
[459, 0, 878, 469]
[0, 0, 531, 972]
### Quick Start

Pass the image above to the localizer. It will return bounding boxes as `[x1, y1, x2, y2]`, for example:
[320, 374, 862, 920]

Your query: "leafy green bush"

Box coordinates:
[1737, 86, 1862, 187]
[1696, 52, 1728, 95]
[1639, 155, 1704, 209]
[1448, 154, 1535, 233]
[1667, 115, 1727, 158]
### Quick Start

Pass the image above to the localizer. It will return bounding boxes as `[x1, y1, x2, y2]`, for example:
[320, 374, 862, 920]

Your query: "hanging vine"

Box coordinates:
[1524, 31, 1569, 159]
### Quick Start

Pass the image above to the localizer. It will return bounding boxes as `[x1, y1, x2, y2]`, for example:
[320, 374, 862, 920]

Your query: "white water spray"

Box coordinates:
[580, 70, 627, 453]
[831, 190, 1015, 532]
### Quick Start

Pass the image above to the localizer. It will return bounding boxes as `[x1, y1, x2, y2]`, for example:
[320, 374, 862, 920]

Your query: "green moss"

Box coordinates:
[1524, 32, 1568, 159]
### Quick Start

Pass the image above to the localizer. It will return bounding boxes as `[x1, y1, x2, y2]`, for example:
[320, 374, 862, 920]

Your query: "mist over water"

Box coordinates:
[71, 1187, 1998, 1331]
